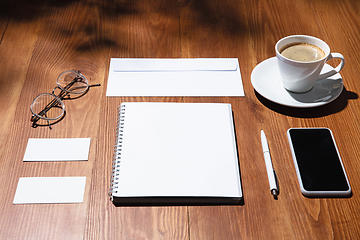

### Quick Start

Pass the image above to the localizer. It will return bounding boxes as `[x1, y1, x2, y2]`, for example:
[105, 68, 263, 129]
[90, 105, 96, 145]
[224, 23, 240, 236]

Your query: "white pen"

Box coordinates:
[261, 130, 279, 198]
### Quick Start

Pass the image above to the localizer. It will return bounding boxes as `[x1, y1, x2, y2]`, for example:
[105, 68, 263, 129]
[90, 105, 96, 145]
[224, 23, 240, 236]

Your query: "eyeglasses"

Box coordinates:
[30, 70, 100, 129]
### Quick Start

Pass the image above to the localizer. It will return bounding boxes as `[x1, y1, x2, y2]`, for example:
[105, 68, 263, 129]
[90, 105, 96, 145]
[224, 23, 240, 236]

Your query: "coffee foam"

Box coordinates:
[280, 43, 325, 62]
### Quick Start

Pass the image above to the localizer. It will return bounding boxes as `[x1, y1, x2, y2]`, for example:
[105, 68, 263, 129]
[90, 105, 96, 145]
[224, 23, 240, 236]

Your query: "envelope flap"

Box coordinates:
[111, 58, 238, 72]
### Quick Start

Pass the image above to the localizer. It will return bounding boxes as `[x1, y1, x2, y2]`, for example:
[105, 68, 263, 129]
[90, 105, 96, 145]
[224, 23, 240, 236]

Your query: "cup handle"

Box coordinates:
[317, 53, 345, 80]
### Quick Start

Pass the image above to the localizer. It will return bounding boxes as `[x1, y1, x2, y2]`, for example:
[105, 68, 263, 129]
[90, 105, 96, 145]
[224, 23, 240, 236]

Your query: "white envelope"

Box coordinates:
[106, 58, 244, 97]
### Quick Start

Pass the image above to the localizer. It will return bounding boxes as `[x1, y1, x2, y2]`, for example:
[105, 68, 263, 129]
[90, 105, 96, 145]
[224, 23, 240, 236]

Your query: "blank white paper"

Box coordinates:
[13, 177, 86, 204]
[106, 58, 245, 97]
[23, 138, 91, 161]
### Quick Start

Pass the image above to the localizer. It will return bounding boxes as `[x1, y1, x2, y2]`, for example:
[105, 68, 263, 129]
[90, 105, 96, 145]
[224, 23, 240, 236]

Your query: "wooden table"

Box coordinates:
[1, 0, 360, 239]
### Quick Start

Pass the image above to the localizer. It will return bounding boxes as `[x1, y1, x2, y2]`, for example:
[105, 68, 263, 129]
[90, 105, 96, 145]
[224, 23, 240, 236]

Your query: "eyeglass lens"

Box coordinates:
[31, 93, 65, 121]
[57, 70, 89, 94]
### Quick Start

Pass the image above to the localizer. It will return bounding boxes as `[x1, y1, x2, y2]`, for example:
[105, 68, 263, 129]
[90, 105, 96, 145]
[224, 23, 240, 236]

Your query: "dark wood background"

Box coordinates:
[0, 0, 359, 239]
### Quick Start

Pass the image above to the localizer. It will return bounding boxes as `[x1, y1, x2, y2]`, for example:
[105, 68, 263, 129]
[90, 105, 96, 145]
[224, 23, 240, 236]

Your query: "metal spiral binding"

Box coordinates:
[109, 104, 126, 201]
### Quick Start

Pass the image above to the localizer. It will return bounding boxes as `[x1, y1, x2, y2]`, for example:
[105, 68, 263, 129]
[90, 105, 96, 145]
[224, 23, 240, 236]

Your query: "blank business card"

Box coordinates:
[13, 177, 86, 204]
[23, 138, 91, 161]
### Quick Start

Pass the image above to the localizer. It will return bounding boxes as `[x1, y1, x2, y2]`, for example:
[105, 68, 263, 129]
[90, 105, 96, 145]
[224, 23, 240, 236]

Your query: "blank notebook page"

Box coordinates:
[112, 102, 242, 198]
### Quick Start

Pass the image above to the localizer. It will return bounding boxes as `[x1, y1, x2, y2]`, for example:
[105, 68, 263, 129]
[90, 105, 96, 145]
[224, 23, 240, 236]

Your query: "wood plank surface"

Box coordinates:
[0, 0, 360, 239]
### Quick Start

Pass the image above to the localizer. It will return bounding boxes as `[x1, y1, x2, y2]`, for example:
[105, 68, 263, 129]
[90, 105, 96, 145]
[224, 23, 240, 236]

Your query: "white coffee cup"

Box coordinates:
[275, 35, 345, 93]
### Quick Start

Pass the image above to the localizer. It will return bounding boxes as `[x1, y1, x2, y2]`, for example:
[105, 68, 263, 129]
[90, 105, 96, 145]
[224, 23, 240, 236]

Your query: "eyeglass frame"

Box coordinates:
[30, 70, 100, 129]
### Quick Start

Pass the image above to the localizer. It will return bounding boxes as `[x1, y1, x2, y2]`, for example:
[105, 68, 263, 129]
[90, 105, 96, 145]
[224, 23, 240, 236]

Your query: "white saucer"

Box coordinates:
[251, 57, 343, 108]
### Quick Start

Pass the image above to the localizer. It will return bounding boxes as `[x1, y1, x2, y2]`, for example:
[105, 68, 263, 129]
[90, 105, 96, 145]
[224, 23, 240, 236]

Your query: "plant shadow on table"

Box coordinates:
[255, 87, 358, 118]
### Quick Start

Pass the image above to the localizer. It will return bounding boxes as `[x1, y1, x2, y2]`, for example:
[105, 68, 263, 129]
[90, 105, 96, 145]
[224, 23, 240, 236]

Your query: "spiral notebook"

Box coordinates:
[109, 102, 242, 205]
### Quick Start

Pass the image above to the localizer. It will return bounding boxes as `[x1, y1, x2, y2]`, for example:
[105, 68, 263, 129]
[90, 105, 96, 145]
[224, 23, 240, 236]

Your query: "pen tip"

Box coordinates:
[271, 189, 278, 196]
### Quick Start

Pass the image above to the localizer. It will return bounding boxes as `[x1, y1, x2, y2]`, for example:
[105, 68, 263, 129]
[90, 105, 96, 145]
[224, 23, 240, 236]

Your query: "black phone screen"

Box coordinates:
[288, 128, 350, 192]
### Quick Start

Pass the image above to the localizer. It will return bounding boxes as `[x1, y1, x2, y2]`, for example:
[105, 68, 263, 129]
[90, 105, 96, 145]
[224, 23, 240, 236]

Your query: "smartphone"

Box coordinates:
[287, 128, 351, 197]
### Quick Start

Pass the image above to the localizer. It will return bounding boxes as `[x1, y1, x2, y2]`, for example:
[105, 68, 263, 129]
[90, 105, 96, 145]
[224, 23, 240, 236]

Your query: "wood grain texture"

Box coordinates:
[0, 0, 360, 239]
